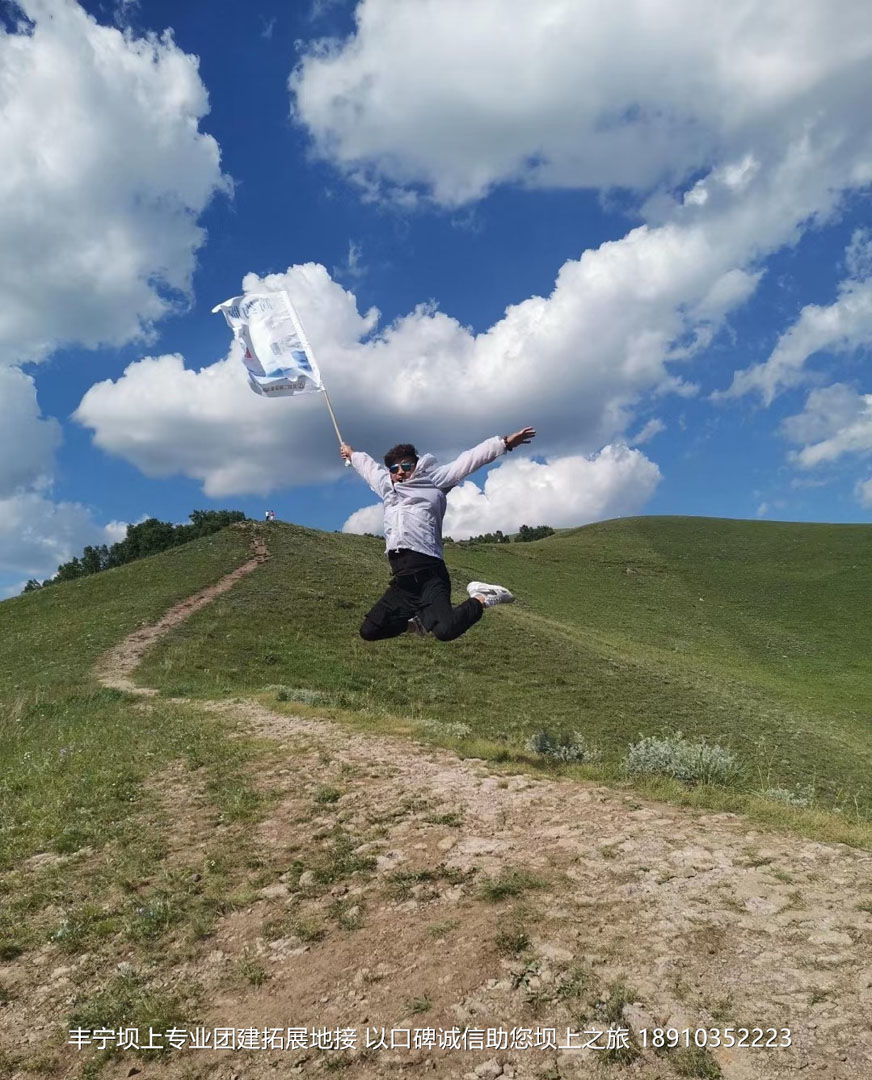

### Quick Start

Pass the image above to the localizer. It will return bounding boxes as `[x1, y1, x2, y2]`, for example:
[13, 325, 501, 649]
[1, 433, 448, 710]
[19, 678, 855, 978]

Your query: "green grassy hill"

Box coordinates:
[123, 515, 871, 815]
[2, 514, 871, 839]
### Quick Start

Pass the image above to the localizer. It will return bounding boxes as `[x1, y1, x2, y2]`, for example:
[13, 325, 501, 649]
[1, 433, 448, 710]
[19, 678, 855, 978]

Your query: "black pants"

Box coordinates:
[360, 561, 483, 642]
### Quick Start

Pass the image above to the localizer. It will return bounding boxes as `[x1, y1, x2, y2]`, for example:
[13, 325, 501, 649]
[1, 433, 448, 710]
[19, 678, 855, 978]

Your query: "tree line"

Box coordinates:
[450, 524, 556, 546]
[23, 510, 248, 593]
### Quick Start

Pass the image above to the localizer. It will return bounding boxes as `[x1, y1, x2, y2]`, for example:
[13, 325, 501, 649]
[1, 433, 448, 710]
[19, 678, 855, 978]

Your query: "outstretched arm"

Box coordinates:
[429, 427, 537, 490]
[340, 442, 391, 498]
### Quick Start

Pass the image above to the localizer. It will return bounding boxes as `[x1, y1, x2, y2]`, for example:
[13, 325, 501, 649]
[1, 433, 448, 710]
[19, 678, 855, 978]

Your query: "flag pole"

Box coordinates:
[282, 292, 351, 468]
[321, 386, 351, 466]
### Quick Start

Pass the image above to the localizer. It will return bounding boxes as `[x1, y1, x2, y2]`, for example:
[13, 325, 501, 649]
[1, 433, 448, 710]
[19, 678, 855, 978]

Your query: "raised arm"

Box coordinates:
[429, 427, 536, 491]
[341, 442, 392, 499]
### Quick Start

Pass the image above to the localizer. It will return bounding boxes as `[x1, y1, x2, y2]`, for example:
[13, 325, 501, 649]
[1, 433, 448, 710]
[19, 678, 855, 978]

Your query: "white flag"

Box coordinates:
[212, 290, 324, 397]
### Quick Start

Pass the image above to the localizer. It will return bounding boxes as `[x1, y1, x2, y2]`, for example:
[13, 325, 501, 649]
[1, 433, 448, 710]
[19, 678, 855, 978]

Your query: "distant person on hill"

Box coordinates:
[340, 428, 536, 641]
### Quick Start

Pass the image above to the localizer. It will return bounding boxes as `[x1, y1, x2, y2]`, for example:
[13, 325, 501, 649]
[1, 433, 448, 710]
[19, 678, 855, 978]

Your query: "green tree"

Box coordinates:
[463, 529, 511, 545]
[515, 524, 555, 543]
[33, 509, 249, 592]
[187, 509, 247, 537]
[80, 544, 110, 576]
[54, 556, 83, 582]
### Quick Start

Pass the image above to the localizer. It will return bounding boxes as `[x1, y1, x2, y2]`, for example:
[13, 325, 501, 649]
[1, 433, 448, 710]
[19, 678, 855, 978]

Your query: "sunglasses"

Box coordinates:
[389, 461, 416, 474]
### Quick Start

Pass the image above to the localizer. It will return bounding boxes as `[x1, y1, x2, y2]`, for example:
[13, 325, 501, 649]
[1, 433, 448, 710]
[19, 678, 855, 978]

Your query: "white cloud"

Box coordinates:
[333, 240, 365, 282]
[342, 502, 384, 536]
[76, 263, 383, 496]
[0, 0, 227, 581]
[782, 384, 872, 470]
[0, 492, 124, 580]
[0, 0, 228, 365]
[103, 519, 131, 545]
[0, 366, 61, 497]
[755, 499, 788, 518]
[73, 239, 722, 496]
[342, 445, 660, 539]
[629, 418, 665, 446]
[789, 476, 829, 490]
[846, 228, 872, 280]
[778, 379, 872, 511]
[74, 1, 872, 510]
[718, 271, 872, 406]
[73, 155, 843, 497]
[291, 0, 872, 206]
[443, 446, 661, 537]
[718, 227, 872, 505]
[309, 0, 344, 21]
[287, 0, 872, 533]
[76, 350, 347, 496]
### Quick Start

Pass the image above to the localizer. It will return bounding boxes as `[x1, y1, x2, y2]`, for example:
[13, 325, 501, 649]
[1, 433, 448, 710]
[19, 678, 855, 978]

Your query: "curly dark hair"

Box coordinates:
[383, 443, 419, 467]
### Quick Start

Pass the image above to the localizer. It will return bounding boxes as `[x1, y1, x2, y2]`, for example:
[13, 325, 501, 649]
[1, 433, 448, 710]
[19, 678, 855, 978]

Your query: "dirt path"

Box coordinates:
[94, 529, 269, 694]
[165, 699, 869, 1080]
[79, 543, 872, 1080]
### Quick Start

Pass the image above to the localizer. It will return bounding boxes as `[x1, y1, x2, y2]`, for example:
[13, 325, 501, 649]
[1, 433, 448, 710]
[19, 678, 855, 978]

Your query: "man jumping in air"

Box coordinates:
[340, 427, 537, 642]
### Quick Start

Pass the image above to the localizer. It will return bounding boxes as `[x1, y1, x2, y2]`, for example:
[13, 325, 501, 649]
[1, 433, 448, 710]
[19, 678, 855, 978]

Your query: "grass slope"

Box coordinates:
[0, 525, 252, 696]
[132, 516, 872, 816]
[0, 525, 269, 991]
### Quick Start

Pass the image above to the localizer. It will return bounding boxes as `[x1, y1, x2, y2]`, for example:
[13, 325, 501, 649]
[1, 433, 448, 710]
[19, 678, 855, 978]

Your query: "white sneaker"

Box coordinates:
[467, 581, 515, 607]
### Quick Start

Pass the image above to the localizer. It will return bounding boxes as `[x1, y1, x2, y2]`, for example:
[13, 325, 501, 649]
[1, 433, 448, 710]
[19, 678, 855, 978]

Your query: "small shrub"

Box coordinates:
[314, 786, 341, 804]
[555, 965, 591, 1001]
[495, 924, 530, 956]
[441, 721, 471, 739]
[527, 730, 602, 764]
[238, 951, 269, 986]
[425, 810, 463, 827]
[291, 917, 326, 943]
[420, 718, 471, 740]
[593, 979, 635, 1025]
[478, 867, 544, 902]
[670, 1045, 723, 1078]
[328, 899, 363, 931]
[275, 687, 327, 705]
[68, 970, 187, 1037]
[757, 785, 814, 808]
[307, 830, 376, 886]
[427, 919, 458, 938]
[387, 864, 470, 900]
[624, 732, 739, 786]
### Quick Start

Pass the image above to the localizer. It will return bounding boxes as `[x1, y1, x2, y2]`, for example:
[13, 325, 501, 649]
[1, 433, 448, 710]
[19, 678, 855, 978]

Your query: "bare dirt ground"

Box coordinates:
[170, 698, 871, 1080]
[7, 537, 871, 1080]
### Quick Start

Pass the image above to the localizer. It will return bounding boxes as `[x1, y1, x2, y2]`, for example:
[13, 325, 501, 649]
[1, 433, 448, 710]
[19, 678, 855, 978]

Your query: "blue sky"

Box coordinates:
[2, 0, 871, 596]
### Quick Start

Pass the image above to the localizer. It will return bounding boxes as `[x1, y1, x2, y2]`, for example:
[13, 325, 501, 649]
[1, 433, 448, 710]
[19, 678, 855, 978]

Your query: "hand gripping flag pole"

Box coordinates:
[212, 289, 351, 465]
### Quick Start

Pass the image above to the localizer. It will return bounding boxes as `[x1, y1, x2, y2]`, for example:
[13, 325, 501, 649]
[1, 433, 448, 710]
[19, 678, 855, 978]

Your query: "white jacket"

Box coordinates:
[350, 436, 507, 559]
